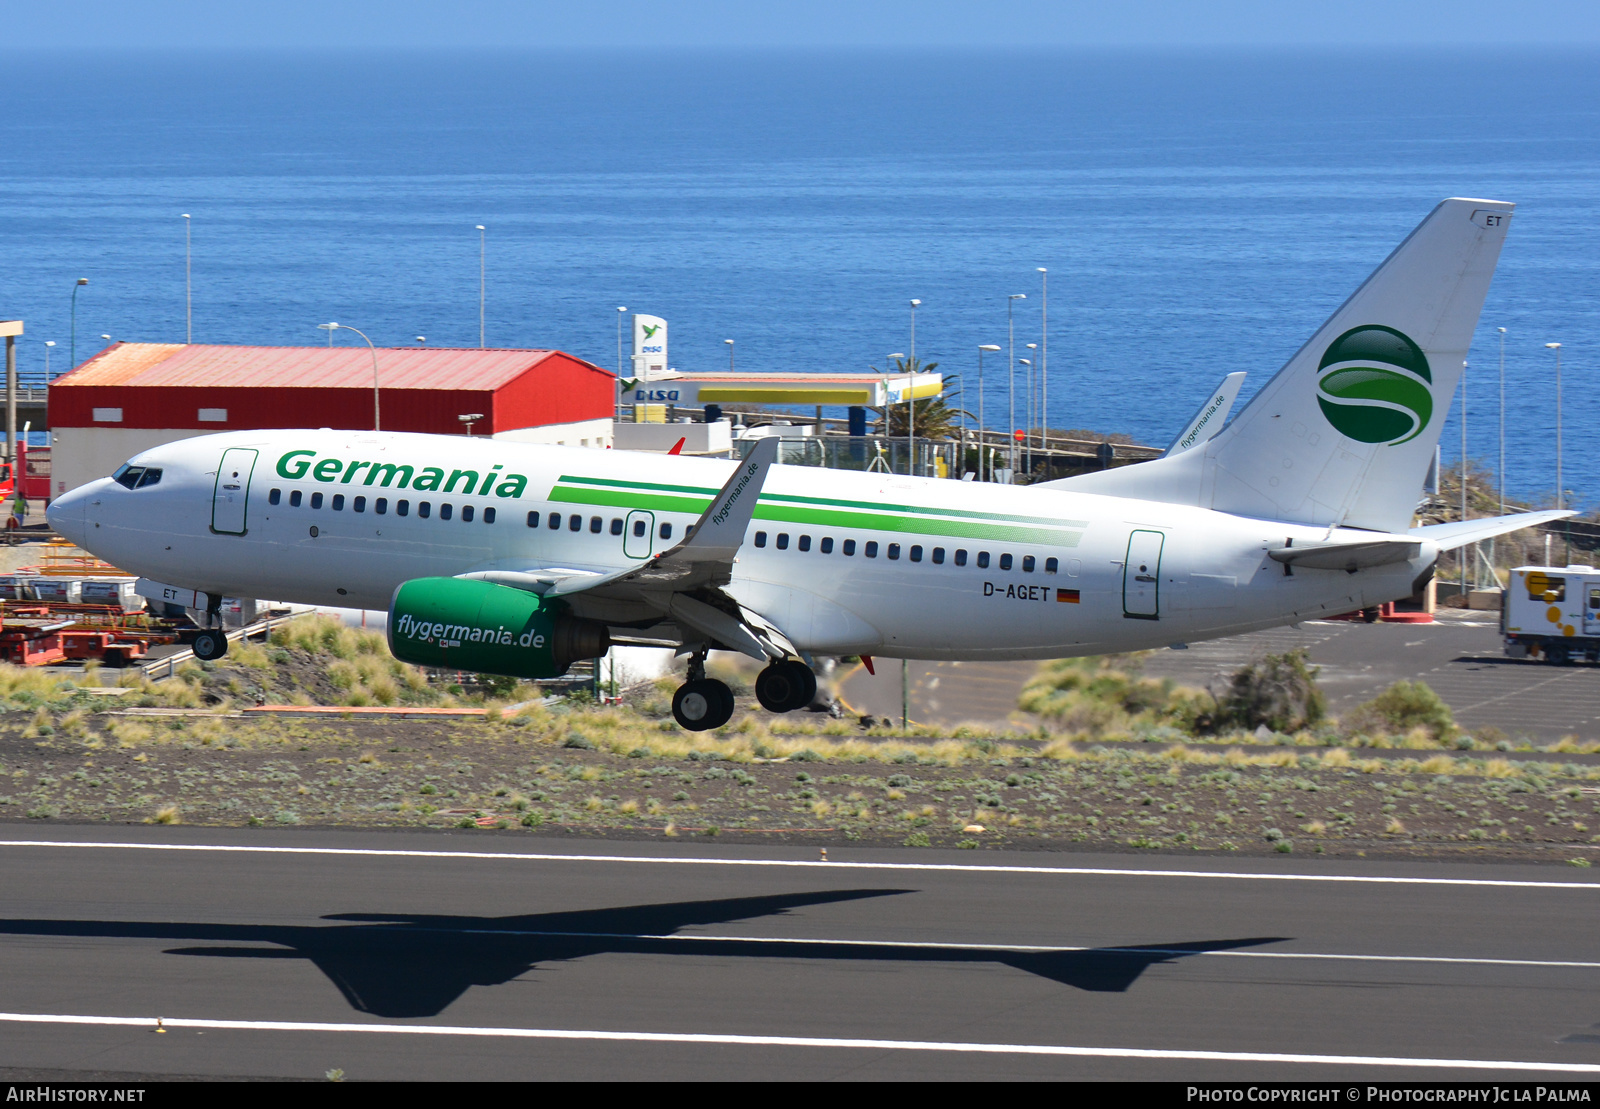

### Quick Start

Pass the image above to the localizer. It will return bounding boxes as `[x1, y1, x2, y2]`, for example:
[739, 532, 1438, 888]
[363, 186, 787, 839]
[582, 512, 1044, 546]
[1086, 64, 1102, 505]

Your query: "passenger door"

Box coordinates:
[1123, 529, 1164, 619]
[211, 448, 257, 535]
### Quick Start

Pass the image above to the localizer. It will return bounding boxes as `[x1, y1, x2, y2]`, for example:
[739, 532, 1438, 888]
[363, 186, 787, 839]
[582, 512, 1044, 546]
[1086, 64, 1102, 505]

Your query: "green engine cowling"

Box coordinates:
[387, 577, 610, 679]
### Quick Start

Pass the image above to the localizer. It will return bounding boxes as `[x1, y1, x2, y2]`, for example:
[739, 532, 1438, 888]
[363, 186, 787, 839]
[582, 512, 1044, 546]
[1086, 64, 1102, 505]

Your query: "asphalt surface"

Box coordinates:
[840, 612, 1600, 741]
[3, 826, 1600, 1080]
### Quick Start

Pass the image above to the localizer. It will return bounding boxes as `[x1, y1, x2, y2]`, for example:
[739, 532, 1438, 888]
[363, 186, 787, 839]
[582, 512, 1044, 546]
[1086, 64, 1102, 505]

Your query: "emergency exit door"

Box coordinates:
[1123, 529, 1164, 619]
[211, 448, 258, 535]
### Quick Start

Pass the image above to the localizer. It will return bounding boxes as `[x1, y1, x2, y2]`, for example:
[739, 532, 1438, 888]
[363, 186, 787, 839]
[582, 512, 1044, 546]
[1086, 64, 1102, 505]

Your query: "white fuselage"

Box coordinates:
[47, 429, 1434, 660]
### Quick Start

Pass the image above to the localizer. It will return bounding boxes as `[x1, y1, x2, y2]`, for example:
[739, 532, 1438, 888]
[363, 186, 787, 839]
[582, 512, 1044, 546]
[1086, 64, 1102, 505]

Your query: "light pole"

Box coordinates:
[320, 322, 382, 430]
[1025, 341, 1037, 473]
[477, 225, 486, 348]
[909, 300, 920, 476]
[978, 344, 1000, 481]
[616, 306, 627, 419]
[725, 338, 734, 372]
[43, 341, 53, 380]
[182, 213, 192, 344]
[1037, 267, 1048, 456]
[1497, 328, 1506, 519]
[1460, 358, 1468, 589]
[1007, 294, 1025, 478]
[70, 279, 87, 368]
[1547, 343, 1563, 511]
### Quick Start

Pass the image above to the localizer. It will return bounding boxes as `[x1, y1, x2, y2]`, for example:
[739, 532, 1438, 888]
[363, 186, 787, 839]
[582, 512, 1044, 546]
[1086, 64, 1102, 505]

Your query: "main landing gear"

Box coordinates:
[672, 650, 735, 732]
[755, 658, 816, 714]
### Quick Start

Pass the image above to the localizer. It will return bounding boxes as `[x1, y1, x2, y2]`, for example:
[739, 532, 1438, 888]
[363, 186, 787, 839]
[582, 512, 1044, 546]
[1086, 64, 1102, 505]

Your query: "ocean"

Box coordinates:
[0, 47, 1596, 503]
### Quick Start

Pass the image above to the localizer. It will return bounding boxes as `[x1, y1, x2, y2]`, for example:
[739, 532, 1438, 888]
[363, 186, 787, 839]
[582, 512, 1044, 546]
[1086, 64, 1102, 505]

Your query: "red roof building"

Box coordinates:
[49, 343, 615, 495]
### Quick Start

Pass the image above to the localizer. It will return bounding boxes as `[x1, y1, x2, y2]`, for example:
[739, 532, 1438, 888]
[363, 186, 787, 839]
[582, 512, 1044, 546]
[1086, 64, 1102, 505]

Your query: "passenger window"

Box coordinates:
[977, 551, 990, 569]
[418, 502, 430, 518]
[954, 549, 967, 566]
[820, 537, 834, 554]
[354, 496, 366, 513]
[462, 505, 475, 522]
[798, 535, 811, 552]
[483, 507, 495, 524]
[310, 492, 324, 510]
[1000, 553, 1013, 571]
[375, 498, 388, 514]
[843, 539, 857, 556]
[776, 533, 789, 550]
[887, 543, 901, 560]
[660, 523, 673, 540]
[331, 494, 344, 511]
[909, 545, 922, 562]
[633, 520, 646, 538]
[551, 512, 563, 529]
[610, 518, 623, 536]
[1045, 557, 1058, 574]
[588, 515, 601, 533]
[396, 499, 409, 516]
[1022, 555, 1035, 573]
[755, 531, 768, 548]
[686, 525, 696, 538]
[569, 514, 582, 532]
[289, 490, 302, 508]
[269, 488, 281, 505]
[527, 511, 539, 528]
[932, 547, 944, 564]
[441, 504, 454, 521]
[865, 541, 878, 558]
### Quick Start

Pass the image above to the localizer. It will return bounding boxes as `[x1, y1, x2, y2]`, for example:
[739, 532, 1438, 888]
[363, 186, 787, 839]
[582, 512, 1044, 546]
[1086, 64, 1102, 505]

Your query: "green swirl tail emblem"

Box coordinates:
[1316, 325, 1433, 445]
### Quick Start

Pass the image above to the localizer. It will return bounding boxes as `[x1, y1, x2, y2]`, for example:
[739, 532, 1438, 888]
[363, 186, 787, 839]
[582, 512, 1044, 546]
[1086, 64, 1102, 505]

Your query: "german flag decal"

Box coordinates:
[1057, 588, 1080, 604]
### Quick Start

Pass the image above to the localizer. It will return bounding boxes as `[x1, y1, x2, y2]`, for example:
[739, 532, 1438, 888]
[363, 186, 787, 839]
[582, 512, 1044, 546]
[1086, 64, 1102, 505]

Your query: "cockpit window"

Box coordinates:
[112, 465, 162, 490]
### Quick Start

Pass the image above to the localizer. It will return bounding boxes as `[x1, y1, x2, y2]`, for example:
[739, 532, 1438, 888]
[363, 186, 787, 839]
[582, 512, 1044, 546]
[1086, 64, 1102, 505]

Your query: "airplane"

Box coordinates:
[47, 197, 1566, 732]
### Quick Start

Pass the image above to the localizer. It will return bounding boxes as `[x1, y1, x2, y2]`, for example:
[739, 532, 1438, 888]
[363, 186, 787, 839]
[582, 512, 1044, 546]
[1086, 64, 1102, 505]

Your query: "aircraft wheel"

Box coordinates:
[192, 629, 229, 662]
[673, 679, 734, 731]
[755, 660, 817, 714]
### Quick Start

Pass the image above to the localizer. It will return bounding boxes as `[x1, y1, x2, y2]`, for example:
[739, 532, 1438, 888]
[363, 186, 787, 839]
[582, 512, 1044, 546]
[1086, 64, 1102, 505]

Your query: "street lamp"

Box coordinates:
[182, 213, 192, 344]
[908, 300, 920, 475]
[70, 279, 87, 368]
[1007, 294, 1026, 478]
[977, 344, 1000, 481]
[616, 307, 628, 420]
[415, 336, 426, 344]
[320, 322, 382, 431]
[1037, 267, 1048, 456]
[458, 413, 484, 436]
[43, 341, 54, 380]
[1497, 328, 1506, 518]
[725, 338, 735, 373]
[477, 225, 486, 348]
[1026, 342, 1038, 472]
[1547, 342, 1563, 510]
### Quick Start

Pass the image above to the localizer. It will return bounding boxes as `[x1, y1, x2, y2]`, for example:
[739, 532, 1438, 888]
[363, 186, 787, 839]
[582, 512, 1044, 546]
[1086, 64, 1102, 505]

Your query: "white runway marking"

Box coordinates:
[1, 1011, 1595, 1072]
[3, 838, 1598, 890]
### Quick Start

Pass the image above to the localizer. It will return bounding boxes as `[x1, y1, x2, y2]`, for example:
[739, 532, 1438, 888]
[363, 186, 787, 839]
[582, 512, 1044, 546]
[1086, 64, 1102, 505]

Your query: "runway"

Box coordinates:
[3, 827, 1600, 1080]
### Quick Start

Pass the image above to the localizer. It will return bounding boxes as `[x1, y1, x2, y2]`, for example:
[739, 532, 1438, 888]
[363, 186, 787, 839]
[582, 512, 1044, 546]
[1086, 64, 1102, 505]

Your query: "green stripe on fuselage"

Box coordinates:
[549, 479, 1083, 546]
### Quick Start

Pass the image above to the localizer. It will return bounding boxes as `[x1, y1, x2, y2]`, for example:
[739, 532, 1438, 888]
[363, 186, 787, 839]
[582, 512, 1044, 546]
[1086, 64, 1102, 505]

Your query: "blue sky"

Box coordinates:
[5, 0, 1598, 48]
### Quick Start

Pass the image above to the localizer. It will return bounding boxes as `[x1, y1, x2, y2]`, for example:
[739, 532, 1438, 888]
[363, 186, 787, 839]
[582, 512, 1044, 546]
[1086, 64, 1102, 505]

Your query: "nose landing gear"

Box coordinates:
[755, 658, 817, 714]
[671, 649, 735, 731]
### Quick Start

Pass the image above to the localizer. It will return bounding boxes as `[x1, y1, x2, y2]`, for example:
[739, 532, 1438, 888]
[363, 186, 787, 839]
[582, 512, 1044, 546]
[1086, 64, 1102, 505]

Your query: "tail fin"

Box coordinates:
[1057, 199, 1513, 533]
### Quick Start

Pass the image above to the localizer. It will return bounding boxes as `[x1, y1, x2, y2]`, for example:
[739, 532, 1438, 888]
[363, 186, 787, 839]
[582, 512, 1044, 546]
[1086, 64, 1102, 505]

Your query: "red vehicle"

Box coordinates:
[0, 442, 52, 505]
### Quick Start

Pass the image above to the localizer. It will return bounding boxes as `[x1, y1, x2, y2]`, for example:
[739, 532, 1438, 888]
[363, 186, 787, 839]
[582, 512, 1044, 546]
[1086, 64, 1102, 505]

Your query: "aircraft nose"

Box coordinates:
[46, 486, 88, 546]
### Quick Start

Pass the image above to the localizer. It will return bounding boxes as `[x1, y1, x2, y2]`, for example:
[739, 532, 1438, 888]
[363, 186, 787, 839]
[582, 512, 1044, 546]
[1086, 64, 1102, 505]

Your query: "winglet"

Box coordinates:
[673, 437, 779, 563]
[1165, 372, 1246, 456]
[667, 437, 686, 455]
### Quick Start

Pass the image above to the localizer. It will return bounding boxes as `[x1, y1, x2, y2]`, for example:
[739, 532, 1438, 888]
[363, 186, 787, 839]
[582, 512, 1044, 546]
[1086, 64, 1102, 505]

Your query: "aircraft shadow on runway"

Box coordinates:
[0, 889, 1286, 1018]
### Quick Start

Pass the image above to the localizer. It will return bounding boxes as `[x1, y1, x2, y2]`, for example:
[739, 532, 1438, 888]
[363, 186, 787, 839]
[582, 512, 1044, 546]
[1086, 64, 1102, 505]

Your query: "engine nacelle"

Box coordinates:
[387, 577, 610, 679]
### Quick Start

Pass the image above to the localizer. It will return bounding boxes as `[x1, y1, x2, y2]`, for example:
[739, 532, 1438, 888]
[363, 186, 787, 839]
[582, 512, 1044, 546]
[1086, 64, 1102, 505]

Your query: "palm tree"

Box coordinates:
[869, 356, 963, 440]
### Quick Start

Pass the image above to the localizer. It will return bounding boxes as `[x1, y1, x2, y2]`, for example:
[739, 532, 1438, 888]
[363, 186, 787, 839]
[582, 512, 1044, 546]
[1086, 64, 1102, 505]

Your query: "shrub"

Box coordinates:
[1344, 680, 1456, 741]
[1209, 649, 1325, 734]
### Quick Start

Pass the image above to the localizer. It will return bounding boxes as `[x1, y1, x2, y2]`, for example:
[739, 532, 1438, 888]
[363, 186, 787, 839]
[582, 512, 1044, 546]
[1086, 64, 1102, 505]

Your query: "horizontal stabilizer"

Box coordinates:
[1409, 510, 1574, 551]
[1269, 539, 1420, 572]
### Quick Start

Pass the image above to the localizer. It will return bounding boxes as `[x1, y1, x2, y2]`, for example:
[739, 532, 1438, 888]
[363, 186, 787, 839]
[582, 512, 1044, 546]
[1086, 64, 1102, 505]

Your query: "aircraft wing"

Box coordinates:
[457, 437, 794, 660]
[1409, 509, 1574, 551]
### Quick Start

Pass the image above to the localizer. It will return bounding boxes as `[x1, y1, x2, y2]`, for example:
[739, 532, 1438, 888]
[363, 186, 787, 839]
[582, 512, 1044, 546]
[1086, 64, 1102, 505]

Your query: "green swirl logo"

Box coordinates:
[1315, 325, 1433, 445]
